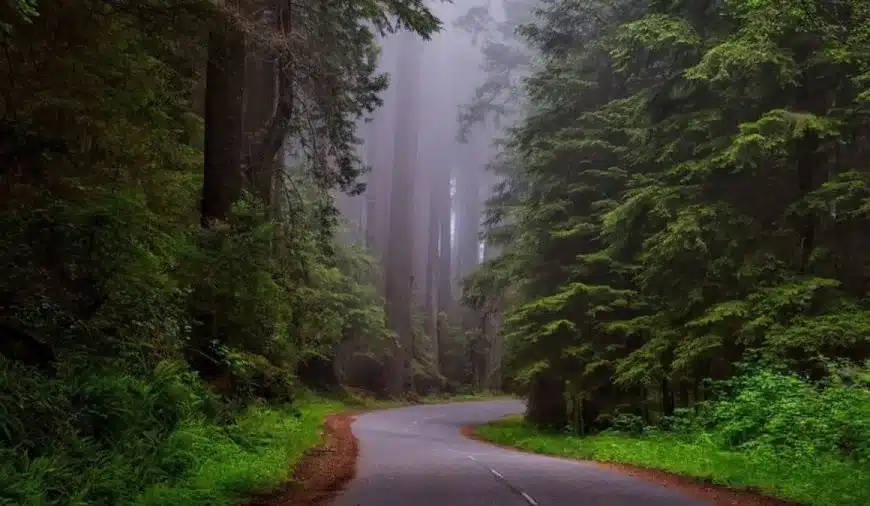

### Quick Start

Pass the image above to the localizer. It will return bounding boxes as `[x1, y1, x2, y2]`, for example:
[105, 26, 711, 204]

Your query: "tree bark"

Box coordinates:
[456, 128, 485, 338]
[368, 34, 397, 272]
[247, 0, 293, 204]
[242, 28, 277, 204]
[661, 377, 675, 418]
[435, 163, 453, 370]
[201, 15, 246, 227]
[364, 119, 379, 250]
[424, 179, 439, 357]
[456, 127, 486, 281]
[385, 31, 422, 395]
[527, 373, 567, 429]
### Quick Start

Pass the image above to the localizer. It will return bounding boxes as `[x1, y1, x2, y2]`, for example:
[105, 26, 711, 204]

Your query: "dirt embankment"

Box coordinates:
[248, 412, 361, 506]
[460, 426, 802, 506]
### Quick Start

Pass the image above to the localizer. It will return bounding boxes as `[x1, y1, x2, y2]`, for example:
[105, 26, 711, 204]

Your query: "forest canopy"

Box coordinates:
[465, 0, 870, 434]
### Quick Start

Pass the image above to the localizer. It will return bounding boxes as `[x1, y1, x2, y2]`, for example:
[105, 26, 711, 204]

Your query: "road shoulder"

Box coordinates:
[244, 395, 515, 506]
[247, 411, 361, 506]
[462, 422, 803, 506]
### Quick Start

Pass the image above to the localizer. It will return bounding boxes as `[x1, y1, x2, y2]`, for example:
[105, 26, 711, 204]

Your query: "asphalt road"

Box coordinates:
[332, 400, 710, 506]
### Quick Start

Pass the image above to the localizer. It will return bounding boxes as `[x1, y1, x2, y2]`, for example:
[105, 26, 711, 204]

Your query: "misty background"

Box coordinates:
[327, 0, 532, 395]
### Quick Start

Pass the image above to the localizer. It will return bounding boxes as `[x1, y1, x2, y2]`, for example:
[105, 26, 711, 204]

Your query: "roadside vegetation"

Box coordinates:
[135, 398, 345, 506]
[476, 365, 870, 506]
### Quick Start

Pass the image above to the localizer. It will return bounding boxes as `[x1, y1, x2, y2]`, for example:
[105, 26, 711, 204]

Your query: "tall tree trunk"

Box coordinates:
[796, 134, 818, 275]
[424, 179, 439, 358]
[201, 16, 246, 227]
[368, 34, 397, 271]
[527, 373, 567, 429]
[456, 130, 484, 280]
[242, 48, 276, 203]
[385, 31, 421, 394]
[661, 378, 675, 418]
[416, 36, 442, 371]
[412, 165, 431, 310]
[456, 129, 484, 336]
[435, 163, 453, 370]
[422, 31, 456, 374]
[248, 0, 294, 202]
[364, 119, 379, 250]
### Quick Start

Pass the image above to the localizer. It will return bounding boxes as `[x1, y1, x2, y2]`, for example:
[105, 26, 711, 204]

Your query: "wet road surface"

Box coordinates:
[332, 400, 710, 506]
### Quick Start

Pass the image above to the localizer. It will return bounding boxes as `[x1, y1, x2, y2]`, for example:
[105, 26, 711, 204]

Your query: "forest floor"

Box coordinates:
[469, 416, 870, 506]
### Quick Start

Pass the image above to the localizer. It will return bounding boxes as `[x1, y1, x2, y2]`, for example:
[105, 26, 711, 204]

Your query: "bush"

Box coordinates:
[0, 358, 220, 505]
[698, 367, 870, 463]
[658, 408, 696, 434]
[610, 413, 646, 435]
[135, 400, 343, 506]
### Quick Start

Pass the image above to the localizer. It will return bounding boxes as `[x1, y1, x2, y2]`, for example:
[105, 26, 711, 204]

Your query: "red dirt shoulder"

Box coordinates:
[248, 411, 362, 506]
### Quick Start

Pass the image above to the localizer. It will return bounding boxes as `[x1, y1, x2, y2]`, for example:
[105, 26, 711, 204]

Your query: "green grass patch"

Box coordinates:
[134, 398, 345, 506]
[135, 388, 513, 505]
[475, 417, 870, 506]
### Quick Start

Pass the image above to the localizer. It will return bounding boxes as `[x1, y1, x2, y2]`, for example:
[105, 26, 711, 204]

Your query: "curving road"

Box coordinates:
[332, 400, 710, 506]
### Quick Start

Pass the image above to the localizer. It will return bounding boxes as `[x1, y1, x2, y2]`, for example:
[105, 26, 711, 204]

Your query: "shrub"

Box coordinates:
[698, 366, 870, 463]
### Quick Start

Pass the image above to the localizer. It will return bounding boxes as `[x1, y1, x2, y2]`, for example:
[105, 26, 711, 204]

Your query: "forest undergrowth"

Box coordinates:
[476, 365, 870, 506]
[0, 349, 346, 506]
[0, 180, 402, 504]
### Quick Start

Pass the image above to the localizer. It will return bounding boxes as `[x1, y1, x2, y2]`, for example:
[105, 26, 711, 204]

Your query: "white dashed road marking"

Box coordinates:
[447, 448, 497, 458]
[463, 456, 539, 506]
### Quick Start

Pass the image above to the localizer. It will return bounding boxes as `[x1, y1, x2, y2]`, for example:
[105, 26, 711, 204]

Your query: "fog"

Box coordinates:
[331, 0, 533, 392]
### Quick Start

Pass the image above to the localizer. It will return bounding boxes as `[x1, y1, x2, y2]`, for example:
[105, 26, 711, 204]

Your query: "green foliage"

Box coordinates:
[697, 367, 870, 464]
[455, 0, 536, 136]
[463, 2, 870, 501]
[477, 415, 870, 506]
[0, 366, 342, 506]
[0, 0, 438, 503]
[476, 366, 870, 506]
[0, 358, 223, 505]
[0, 152, 390, 504]
[134, 399, 343, 506]
[473, 0, 870, 444]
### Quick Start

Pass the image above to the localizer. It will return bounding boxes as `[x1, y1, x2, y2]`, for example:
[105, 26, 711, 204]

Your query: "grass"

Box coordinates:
[133, 390, 511, 506]
[475, 416, 870, 506]
[134, 398, 345, 506]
